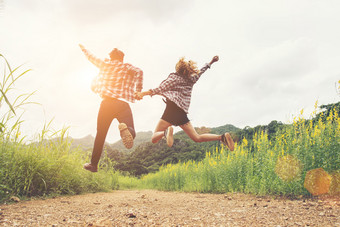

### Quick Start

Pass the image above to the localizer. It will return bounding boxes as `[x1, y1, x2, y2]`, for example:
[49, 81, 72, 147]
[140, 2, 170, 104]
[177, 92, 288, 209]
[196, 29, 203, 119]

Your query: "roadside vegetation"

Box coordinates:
[141, 102, 340, 196]
[1, 56, 338, 203]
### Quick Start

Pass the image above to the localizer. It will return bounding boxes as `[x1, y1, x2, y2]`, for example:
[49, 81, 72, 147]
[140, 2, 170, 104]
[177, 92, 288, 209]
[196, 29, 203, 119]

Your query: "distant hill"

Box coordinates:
[69, 124, 239, 151]
[53, 123, 242, 176]
[113, 124, 242, 176]
[65, 124, 240, 175]
[210, 124, 241, 135]
[110, 131, 153, 153]
[70, 134, 96, 151]
[69, 131, 153, 153]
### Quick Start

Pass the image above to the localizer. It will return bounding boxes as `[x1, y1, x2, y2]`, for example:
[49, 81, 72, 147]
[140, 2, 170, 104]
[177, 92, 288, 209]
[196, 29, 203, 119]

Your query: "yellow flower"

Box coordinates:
[242, 138, 248, 146]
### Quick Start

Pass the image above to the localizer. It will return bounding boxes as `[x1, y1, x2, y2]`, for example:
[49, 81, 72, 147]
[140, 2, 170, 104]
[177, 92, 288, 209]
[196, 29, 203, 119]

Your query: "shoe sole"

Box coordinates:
[224, 133, 235, 151]
[166, 126, 174, 147]
[119, 123, 134, 149]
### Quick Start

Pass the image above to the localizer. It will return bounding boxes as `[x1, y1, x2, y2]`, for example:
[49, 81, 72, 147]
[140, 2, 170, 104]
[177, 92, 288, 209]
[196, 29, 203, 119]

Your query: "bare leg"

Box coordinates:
[180, 122, 221, 143]
[152, 119, 172, 144]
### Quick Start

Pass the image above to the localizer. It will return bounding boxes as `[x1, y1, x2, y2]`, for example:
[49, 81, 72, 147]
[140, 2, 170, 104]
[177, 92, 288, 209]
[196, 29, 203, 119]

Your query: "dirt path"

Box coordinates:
[0, 190, 339, 226]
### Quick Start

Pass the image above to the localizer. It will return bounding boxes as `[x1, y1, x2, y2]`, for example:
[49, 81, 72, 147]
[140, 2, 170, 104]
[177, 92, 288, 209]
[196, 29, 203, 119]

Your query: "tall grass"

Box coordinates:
[0, 55, 119, 202]
[0, 129, 120, 201]
[142, 106, 340, 196]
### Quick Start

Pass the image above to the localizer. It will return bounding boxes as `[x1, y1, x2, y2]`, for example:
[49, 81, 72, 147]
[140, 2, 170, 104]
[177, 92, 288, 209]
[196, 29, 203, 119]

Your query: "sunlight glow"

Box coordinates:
[76, 67, 97, 88]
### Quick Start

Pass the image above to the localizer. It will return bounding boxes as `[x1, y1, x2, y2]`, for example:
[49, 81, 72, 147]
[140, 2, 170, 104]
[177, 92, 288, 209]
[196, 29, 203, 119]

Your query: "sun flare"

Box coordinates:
[77, 67, 97, 88]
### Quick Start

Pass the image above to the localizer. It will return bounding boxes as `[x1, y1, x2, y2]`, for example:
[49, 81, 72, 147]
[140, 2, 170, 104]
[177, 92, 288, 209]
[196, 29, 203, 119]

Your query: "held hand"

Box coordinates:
[134, 92, 143, 100]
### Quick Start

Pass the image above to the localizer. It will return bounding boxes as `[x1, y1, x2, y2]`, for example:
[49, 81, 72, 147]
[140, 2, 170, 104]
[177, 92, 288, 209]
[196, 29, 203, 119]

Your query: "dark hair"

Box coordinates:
[109, 48, 124, 62]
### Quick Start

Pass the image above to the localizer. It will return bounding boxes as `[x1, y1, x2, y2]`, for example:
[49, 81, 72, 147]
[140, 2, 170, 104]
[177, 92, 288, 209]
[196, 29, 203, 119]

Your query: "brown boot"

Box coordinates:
[119, 123, 134, 149]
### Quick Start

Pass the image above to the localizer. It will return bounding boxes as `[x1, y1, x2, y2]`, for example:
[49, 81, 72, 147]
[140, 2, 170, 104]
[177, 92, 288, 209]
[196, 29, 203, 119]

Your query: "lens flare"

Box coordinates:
[304, 168, 332, 196]
[275, 154, 302, 181]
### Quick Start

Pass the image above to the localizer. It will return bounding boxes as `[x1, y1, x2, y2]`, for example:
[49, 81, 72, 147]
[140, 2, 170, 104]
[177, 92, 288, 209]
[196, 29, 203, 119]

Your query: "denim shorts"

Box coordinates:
[161, 99, 189, 126]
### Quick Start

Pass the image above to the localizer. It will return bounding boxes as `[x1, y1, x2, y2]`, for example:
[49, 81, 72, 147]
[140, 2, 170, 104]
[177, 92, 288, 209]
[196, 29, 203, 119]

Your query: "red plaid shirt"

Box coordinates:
[150, 63, 211, 113]
[81, 48, 143, 103]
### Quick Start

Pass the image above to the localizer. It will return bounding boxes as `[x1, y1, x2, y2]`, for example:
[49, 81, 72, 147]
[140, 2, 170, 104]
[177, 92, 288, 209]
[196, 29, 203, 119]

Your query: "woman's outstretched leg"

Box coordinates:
[180, 122, 234, 150]
[180, 122, 221, 142]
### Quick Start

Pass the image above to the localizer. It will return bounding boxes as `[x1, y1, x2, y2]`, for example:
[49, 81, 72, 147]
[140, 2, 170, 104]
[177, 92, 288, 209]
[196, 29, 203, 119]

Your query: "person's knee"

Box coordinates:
[151, 132, 163, 144]
[151, 133, 160, 143]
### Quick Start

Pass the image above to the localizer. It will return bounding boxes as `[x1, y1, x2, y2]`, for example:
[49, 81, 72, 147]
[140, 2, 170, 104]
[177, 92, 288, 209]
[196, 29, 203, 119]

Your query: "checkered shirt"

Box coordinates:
[82, 48, 143, 103]
[150, 63, 211, 113]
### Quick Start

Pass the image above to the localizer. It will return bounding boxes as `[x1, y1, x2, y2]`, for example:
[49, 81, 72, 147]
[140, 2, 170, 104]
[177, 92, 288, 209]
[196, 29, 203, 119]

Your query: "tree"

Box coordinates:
[267, 120, 283, 139]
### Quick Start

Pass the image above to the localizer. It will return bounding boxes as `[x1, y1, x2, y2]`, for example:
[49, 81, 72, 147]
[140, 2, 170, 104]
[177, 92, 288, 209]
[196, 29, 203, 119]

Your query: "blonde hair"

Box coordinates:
[175, 57, 199, 77]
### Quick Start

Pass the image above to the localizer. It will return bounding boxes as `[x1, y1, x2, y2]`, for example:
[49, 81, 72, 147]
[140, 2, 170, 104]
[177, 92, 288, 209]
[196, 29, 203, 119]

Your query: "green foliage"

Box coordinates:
[109, 119, 291, 177]
[0, 133, 120, 202]
[111, 121, 288, 177]
[314, 101, 340, 123]
[141, 104, 340, 196]
[113, 124, 240, 176]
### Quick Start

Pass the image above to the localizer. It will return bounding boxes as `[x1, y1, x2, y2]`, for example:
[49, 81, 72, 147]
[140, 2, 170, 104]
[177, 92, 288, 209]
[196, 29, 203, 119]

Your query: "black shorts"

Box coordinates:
[161, 99, 190, 126]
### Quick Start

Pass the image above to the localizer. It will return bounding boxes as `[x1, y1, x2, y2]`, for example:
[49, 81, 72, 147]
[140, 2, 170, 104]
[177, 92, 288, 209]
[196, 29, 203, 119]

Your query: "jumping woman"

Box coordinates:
[135, 56, 234, 151]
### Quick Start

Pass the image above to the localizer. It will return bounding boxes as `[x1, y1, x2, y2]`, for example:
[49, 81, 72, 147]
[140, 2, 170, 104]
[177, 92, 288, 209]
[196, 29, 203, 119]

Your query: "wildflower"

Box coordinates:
[242, 138, 248, 146]
[300, 108, 304, 116]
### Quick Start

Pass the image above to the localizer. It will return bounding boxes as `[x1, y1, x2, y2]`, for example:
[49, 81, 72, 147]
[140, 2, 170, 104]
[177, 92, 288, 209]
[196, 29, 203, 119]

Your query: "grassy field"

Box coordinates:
[141, 107, 340, 196]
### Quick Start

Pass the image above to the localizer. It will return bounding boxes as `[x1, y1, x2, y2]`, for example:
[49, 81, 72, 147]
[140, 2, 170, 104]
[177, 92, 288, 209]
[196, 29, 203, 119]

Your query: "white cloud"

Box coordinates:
[239, 38, 319, 96]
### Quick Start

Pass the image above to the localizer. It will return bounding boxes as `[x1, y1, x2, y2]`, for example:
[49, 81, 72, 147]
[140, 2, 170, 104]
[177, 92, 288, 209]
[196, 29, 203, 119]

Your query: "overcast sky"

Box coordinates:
[0, 0, 339, 143]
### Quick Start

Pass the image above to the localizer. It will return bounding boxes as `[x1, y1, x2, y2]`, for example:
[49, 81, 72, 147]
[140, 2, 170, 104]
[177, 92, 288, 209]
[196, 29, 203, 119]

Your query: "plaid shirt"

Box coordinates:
[150, 63, 211, 113]
[81, 48, 143, 103]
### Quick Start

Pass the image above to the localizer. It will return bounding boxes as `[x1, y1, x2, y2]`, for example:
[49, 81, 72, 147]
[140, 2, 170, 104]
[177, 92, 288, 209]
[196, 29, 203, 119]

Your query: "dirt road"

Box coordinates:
[0, 190, 339, 226]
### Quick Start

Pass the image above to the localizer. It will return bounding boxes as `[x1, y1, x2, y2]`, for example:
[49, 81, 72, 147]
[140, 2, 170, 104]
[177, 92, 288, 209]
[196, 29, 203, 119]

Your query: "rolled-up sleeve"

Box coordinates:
[190, 63, 211, 83]
[150, 75, 176, 96]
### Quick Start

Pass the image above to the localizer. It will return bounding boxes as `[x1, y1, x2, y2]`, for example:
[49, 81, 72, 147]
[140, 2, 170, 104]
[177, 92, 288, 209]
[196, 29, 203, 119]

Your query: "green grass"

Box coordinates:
[117, 174, 146, 190]
[0, 135, 120, 202]
[141, 107, 340, 196]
